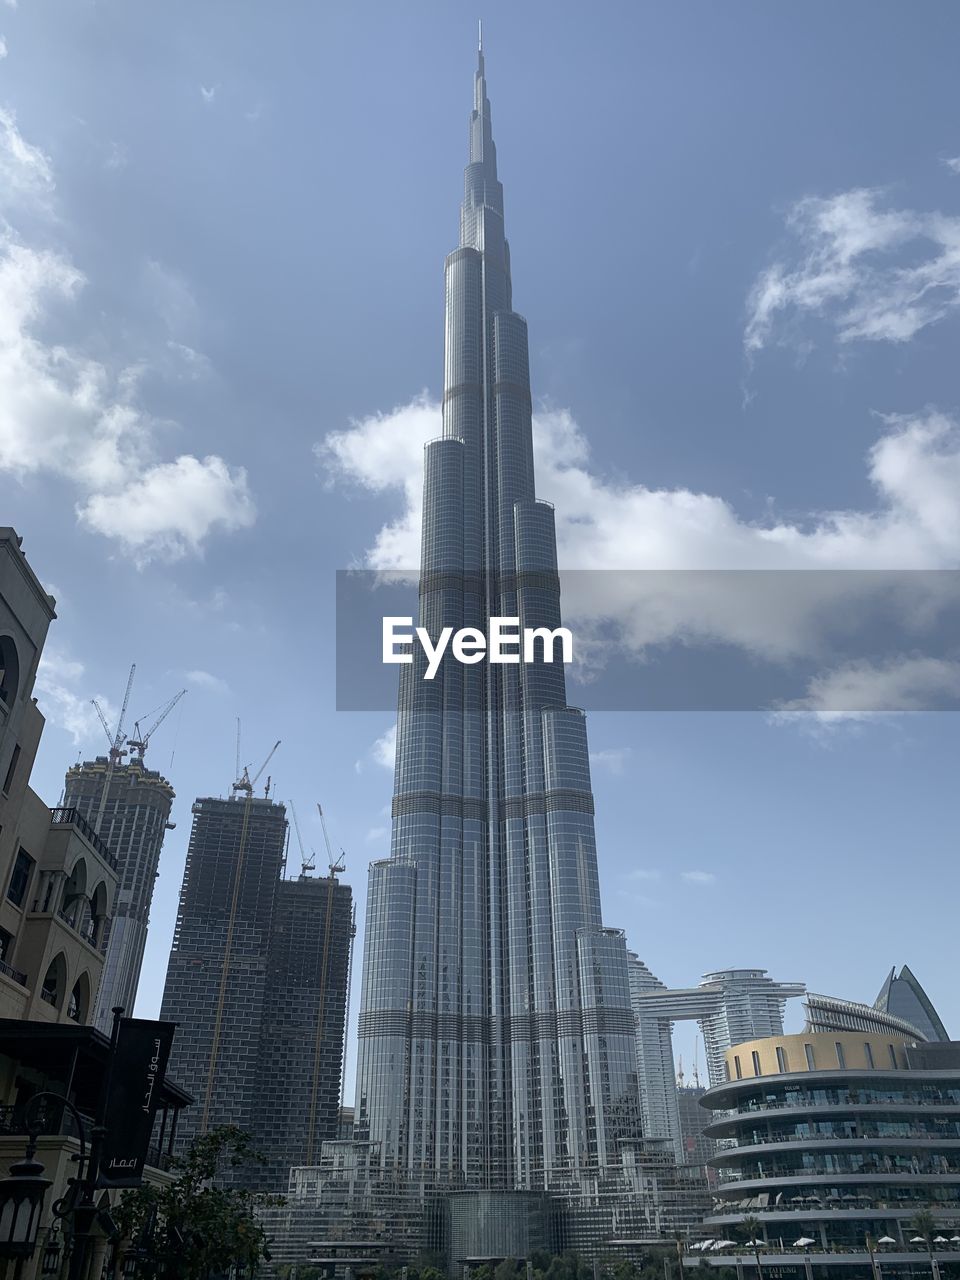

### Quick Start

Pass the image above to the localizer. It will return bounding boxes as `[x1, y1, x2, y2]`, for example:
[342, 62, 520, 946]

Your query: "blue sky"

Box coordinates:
[2, 1, 959, 1088]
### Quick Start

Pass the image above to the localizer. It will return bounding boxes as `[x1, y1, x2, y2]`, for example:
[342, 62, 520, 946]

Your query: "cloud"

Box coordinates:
[0, 36, 7, 59]
[745, 187, 960, 353]
[355, 723, 398, 774]
[365, 826, 388, 844]
[774, 655, 960, 723]
[589, 747, 632, 775]
[0, 107, 54, 209]
[943, 157, 960, 176]
[318, 396, 960, 685]
[200, 85, 217, 104]
[34, 649, 118, 747]
[0, 108, 256, 563]
[626, 869, 661, 882]
[185, 669, 230, 695]
[79, 455, 255, 561]
[681, 870, 717, 885]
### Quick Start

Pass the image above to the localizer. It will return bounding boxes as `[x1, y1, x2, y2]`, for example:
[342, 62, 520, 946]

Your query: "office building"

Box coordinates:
[352, 39, 643, 1252]
[63, 755, 175, 1032]
[160, 792, 352, 1189]
[875, 965, 949, 1043]
[688, 1032, 960, 1278]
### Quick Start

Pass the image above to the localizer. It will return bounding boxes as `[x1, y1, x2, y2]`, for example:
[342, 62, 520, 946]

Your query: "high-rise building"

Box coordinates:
[628, 953, 684, 1161]
[63, 755, 175, 1032]
[160, 792, 352, 1190]
[874, 964, 949, 1042]
[352, 38, 644, 1246]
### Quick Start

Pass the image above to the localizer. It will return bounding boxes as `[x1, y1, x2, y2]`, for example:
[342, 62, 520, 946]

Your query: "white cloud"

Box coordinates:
[185, 669, 230, 694]
[943, 157, 960, 176]
[0, 107, 54, 209]
[746, 188, 960, 352]
[0, 36, 7, 59]
[34, 649, 118, 748]
[775, 655, 960, 722]
[681, 870, 717, 885]
[589, 747, 632, 775]
[0, 109, 256, 563]
[372, 723, 397, 770]
[365, 826, 388, 844]
[318, 396, 960, 678]
[626, 868, 661, 882]
[200, 85, 217, 104]
[78, 455, 255, 562]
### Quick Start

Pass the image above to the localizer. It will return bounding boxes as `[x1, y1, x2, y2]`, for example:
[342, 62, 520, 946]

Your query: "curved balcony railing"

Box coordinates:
[49, 807, 118, 872]
[0, 957, 27, 986]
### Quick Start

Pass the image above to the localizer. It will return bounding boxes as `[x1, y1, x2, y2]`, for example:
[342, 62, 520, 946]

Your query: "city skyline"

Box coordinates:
[2, 1, 958, 1089]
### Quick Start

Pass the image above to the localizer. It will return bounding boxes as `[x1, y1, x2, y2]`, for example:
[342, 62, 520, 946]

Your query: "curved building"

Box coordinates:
[875, 966, 949, 1044]
[804, 992, 927, 1042]
[690, 1032, 960, 1275]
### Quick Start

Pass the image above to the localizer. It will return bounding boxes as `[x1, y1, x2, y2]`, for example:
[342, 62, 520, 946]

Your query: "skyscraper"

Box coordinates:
[63, 756, 175, 1032]
[354, 38, 642, 1220]
[627, 953, 684, 1162]
[160, 792, 353, 1189]
[874, 964, 949, 1042]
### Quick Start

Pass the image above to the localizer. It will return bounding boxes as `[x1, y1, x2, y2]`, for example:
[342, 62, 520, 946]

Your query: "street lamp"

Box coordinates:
[0, 1137, 54, 1263]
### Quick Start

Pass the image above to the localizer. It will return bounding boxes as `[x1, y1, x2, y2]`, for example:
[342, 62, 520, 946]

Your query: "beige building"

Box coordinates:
[0, 528, 117, 1024]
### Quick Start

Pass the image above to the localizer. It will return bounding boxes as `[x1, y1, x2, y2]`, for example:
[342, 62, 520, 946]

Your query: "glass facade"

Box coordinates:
[353, 44, 642, 1201]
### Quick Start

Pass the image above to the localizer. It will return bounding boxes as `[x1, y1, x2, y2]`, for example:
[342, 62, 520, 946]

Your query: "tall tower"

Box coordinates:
[354, 41, 641, 1198]
[160, 794, 353, 1189]
[63, 756, 174, 1031]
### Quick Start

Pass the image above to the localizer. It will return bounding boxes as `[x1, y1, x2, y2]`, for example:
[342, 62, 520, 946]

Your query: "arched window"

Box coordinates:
[61, 859, 88, 927]
[0, 635, 20, 707]
[88, 881, 109, 947]
[68, 973, 90, 1023]
[41, 953, 67, 1010]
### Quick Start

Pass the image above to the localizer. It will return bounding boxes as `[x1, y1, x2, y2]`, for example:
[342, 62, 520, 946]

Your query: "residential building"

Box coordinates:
[160, 793, 352, 1190]
[63, 755, 175, 1032]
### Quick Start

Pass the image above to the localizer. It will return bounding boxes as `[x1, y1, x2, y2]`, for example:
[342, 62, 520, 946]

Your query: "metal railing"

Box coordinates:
[49, 807, 118, 871]
[0, 956, 27, 986]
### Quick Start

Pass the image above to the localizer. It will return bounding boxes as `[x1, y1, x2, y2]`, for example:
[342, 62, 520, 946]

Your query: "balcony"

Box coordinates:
[48, 807, 118, 872]
[0, 957, 27, 987]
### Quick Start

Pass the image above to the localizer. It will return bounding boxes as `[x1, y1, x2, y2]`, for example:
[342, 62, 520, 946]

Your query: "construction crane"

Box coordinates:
[200, 738, 282, 1135]
[90, 663, 136, 836]
[305, 800, 346, 1163]
[288, 799, 316, 877]
[126, 689, 187, 761]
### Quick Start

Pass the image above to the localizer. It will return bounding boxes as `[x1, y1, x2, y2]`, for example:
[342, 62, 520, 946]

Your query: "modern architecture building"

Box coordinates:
[63, 755, 175, 1032]
[0, 528, 117, 1027]
[351, 38, 644, 1251]
[676, 1084, 717, 1183]
[687, 1032, 960, 1277]
[805, 991, 928, 1041]
[875, 965, 949, 1043]
[160, 793, 352, 1190]
[628, 953, 684, 1161]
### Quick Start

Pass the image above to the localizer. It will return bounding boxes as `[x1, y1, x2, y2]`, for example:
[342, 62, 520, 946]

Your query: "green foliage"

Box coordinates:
[910, 1207, 937, 1246]
[112, 1125, 276, 1279]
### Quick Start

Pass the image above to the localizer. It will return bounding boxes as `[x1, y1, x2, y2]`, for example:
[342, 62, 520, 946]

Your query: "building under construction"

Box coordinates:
[63, 755, 175, 1032]
[159, 787, 353, 1190]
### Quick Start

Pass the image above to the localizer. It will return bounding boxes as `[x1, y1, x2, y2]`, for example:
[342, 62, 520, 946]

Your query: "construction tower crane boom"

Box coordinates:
[90, 663, 136, 835]
[317, 802, 346, 875]
[288, 799, 316, 876]
[232, 739, 281, 796]
[127, 688, 187, 760]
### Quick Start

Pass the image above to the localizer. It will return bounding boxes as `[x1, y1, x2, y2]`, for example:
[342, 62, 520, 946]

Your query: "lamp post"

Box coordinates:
[0, 1129, 54, 1279]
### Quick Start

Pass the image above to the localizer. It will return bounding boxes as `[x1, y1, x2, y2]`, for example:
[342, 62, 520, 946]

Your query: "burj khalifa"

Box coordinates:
[354, 39, 642, 1204]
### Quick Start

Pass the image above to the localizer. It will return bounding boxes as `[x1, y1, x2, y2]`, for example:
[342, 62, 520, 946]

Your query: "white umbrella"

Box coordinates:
[910, 1237, 927, 1244]
[951, 1236, 960, 1244]
[934, 1237, 948, 1244]
[746, 1240, 764, 1248]
[876, 1237, 897, 1246]
[793, 1238, 817, 1248]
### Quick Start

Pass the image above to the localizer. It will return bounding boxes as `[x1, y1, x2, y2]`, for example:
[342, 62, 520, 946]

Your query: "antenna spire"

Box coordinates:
[478, 18, 482, 52]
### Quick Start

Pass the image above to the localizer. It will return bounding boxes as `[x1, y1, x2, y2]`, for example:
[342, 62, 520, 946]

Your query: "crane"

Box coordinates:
[288, 800, 316, 877]
[90, 663, 135, 836]
[201, 737, 281, 1134]
[317, 801, 346, 876]
[126, 689, 187, 761]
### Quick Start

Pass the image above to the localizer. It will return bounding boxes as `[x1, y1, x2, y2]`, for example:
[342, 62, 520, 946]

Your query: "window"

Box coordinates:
[2, 743, 20, 795]
[836, 1041, 846, 1069]
[776, 1045, 789, 1073]
[6, 847, 34, 908]
[734, 1055, 742, 1080]
[0, 926, 13, 963]
[804, 1043, 816, 1070]
[864, 1042, 875, 1069]
[752, 1050, 762, 1076]
[888, 1044, 899, 1070]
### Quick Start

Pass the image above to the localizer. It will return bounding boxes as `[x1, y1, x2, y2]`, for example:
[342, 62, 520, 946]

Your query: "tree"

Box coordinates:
[739, 1216, 765, 1280]
[910, 1208, 940, 1280]
[111, 1125, 276, 1279]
